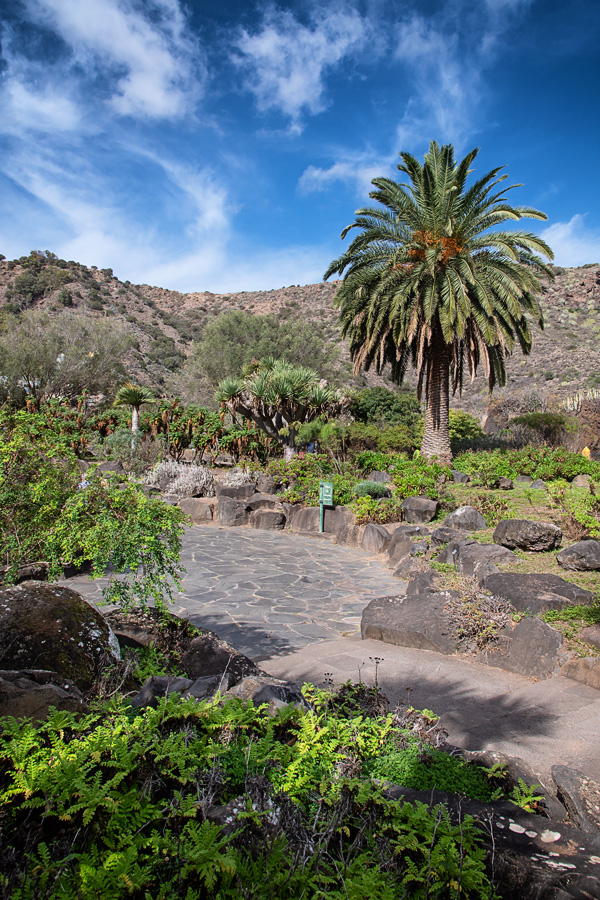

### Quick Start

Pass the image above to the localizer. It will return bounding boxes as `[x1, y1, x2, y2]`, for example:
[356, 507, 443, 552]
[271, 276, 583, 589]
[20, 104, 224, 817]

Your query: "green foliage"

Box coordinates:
[0, 694, 494, 899]
[46, 471, 186, 609]
[353, 479, 391, 499]
[0, 412, 185, 608]
[391, 457, 450, 500]
[509, 778, 545, 813]
[511, 411, 575, 445]
[181, 309, 340, 393]
[449, 410, 483, 449]
[542, 604, 600, 626]
[0, 410, 79, 573]
[470, 491, 510, 527]
[547, 481, 600, 538]
[353, 496, 405, 524]
[350, 387, 422, 427]
[365, 745, 494, 801]
[455, 446, 600, 485]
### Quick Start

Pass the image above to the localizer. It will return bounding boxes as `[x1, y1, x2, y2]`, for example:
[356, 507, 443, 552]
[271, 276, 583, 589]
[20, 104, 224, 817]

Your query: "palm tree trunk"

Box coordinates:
[421, 341, 452, 465]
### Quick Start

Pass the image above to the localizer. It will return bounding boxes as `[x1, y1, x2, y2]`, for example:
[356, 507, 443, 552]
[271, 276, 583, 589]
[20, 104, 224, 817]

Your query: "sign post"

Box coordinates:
[319, 481, 334, 533]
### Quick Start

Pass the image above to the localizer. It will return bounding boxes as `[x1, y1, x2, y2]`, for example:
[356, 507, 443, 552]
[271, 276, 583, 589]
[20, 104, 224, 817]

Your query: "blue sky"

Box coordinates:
[1, 0, 599, 292]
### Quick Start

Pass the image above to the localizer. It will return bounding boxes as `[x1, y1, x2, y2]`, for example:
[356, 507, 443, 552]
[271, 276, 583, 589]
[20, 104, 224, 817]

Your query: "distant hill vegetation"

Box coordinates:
[1, 249, 599, 419]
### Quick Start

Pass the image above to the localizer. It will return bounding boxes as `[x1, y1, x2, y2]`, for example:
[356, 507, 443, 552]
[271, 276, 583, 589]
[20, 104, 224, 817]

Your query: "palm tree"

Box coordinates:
[324, 142, 554, 464]
[216, 358, 350, 459]
[114, 383, 155, 445]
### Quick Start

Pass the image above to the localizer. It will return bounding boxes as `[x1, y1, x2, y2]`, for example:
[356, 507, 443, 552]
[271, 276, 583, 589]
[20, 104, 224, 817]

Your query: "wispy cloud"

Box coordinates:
[298, 154, 393, 196]
[541, 215, 600, 267]
[233, 4, 368, 133]
[24, 0, 203, 120]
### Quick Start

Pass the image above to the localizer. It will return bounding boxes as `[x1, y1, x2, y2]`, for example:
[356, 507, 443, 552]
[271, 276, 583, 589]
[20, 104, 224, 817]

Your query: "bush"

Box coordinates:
[449, 409, 483, 449]
[0, 693, 494, 899]
[146, 460, 215, 497]
[455, 446, 600, 485]
[353, 480, 391, 499]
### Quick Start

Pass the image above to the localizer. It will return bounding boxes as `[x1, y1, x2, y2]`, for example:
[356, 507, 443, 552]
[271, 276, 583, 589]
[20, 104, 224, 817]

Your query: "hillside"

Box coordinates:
[1, 250, 599, 419]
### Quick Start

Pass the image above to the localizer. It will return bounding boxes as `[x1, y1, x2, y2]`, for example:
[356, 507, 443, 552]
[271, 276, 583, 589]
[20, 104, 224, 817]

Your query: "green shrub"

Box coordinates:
[353, 480, 391, 499]
[0, 695, 494, 899]
[353, 495, 405, 524]
[455, 446, 600, 485]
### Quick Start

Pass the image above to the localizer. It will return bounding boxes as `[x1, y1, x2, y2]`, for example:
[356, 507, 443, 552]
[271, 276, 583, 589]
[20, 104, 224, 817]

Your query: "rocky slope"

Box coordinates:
[1, 250, 599, 419]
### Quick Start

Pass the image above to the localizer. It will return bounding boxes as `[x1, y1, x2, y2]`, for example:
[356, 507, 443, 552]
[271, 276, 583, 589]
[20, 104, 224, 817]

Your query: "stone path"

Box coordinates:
[63, 524, 600, 784]
[63, 525, 404, 660]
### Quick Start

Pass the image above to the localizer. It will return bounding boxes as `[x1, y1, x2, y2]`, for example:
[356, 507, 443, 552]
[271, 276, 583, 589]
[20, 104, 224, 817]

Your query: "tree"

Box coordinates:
[0, 310, 129, 407]
[114, 383, 155, 440]
[215, 358, 350, 459]
[324, 142, 553, 464]
[173, 309, 340, 406]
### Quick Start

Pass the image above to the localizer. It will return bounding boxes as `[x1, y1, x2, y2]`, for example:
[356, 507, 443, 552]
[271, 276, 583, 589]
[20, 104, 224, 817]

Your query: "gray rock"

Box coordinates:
[453, 541, 516, 577]
[256, 473, 277, 494]
[409, 540, 429, 556]
[217, 496, 249, 526]
[392, 556, 430, 579]
[178, 497, 214, 524]
[130, 675, 194, 708]
[368, 470, 392, 483]
[571, 473, 592, 488]
[434, 539, 466, 566]
[386, 532, 412, 568]
[477, 616, 563, 679]
[0, 560, 48, 586]
[392, 524, 430, 537]
[215, 483, 256, 501]
[442, 506, 486, 531]
[0, 669, 88, 720]
[494, 518, 562, 551]
[249, 509, 286, 530]
[361, 523, 391, 554]
[225, 675, 307, 713]
[560, 657, 600, 691]
[361, 591, 460, 653]
[430, 526, 468, 546]
[552, 765, 600, 833]
[405, 570, 441, 597]
[497, 476, 514, 490]
[581, 625, 600, 651]
[530, 478, 547, 490]
[290, 504, 355, 536]
[179, 631, 261, 682]
[186, 672, 237, 700]
[557, 539, 600, 571]
[0, 582, 119, 691]
[333, 524, 365, 547]
[483, 572, 593, 614]
[245, 493, 284, 512]
[401, 496, 439, 524]
[451, 470, 470, 483]
[516, 475, 533, 483]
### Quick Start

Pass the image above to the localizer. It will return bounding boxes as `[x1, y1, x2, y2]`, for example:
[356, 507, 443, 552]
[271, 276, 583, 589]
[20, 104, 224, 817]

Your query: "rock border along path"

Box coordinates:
[63, 523, 600, 784]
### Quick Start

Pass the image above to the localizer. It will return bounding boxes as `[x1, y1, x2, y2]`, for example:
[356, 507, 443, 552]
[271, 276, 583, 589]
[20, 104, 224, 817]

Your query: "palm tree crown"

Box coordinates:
[114, 383, 155, 435]
[324, 141, 554, 463]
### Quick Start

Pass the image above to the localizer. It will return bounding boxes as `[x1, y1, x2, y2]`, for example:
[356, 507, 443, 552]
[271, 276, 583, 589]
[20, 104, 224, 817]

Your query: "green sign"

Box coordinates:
[319, 481, 334, 506]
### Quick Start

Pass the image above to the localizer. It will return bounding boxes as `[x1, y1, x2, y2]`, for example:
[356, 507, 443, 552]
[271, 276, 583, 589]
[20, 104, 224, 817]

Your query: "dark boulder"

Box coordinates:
[552, 765, 600, 833]
[436, 540, 516, 576]
[179, 630, 261, 682]
[494, 518, 562, 551]
[256, 473, 277, 494]
[476, 616, 563, 679]
[557, 539, 600, 571]
[368, 470, 392, 484]
[385, 532, 412, 568]
[442, 506, 486, 531]
[361, 591, 459, 654]
[0, 560, 49, 586]
[401, 496, 439, 524]
[225, 675, 308, 713]
[483, 572, 593, 614]
[0, 582, 120, 690]
[217, 497, 249, 526]
[361, 523, 391, 554]
[430, 526, 468, 546]
[178, 497, 214, 524]
[0, 669, 87, 720]
[130, 672, 237, 708]
[215, 483, 256, 501]
[530, 478, 547, 490]
[497, 476, 514, 490]
[249, 509, 286, 530]
[451, 470, 470, 483]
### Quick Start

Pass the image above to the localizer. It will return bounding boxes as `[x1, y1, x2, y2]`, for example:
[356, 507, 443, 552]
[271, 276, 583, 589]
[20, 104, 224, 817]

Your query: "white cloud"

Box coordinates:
[2, 75, 82, 135]
[233, 5, 368, 132]
[299, 156, 392, 196]
[541, 215, 600, 267]
[26, 0, 202, 119]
